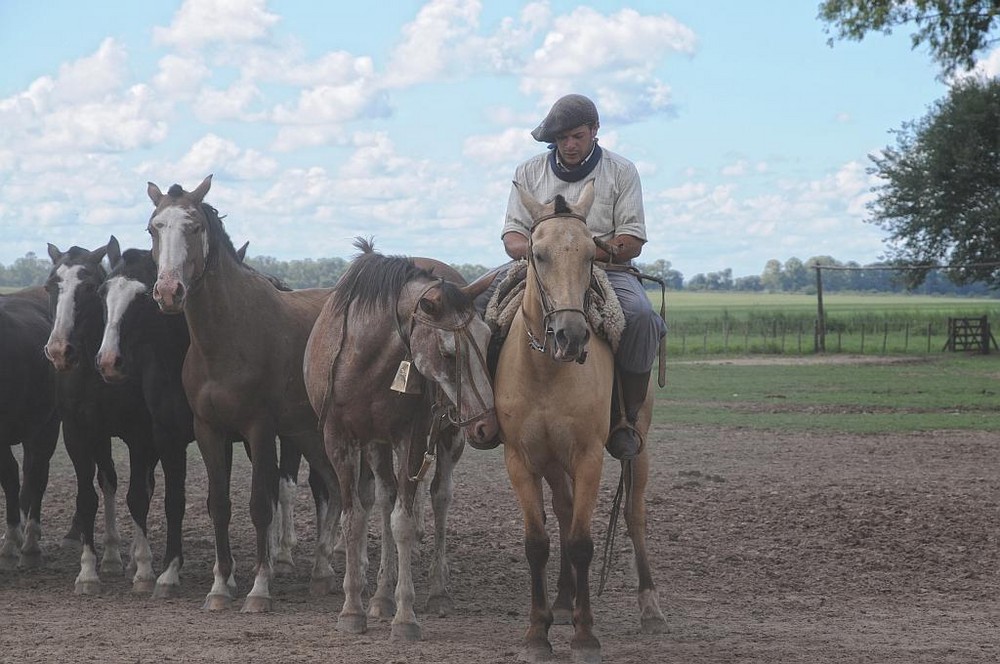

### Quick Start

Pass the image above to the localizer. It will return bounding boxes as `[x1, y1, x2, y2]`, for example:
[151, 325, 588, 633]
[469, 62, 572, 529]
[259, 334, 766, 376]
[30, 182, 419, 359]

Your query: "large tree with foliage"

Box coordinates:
[819, 0, 1000, 77]
[866, 76, 1000, 286]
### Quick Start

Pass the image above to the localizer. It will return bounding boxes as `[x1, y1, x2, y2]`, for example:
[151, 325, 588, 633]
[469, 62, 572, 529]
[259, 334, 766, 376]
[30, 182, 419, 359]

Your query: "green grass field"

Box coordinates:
[654, 353, 1000, 434]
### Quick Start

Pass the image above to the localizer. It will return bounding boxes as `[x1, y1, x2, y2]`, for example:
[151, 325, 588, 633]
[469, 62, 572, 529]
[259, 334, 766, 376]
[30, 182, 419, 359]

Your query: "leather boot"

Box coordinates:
[606, 369, 650, 460]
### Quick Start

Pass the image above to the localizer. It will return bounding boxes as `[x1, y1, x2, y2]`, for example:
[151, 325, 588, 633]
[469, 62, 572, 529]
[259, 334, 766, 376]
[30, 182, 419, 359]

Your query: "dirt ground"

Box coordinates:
[1, 411, 998, 663]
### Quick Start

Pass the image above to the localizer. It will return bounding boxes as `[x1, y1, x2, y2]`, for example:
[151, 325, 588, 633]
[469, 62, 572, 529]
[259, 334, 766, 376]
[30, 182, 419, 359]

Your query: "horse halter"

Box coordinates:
[394, 279, 495, 430]
[523, 212, 594, 361]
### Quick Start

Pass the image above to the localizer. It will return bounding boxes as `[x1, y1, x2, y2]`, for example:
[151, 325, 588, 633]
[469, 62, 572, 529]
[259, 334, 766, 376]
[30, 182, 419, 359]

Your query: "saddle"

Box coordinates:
[484, 260, 625, 371]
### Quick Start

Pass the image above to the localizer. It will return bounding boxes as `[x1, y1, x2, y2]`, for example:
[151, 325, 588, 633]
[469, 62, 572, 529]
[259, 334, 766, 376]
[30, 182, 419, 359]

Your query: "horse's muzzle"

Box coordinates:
[551, 320, 590, 363]
[44, 339, 76, 372]
[95, 350, 127, 384]
[153, 276, 186, 313]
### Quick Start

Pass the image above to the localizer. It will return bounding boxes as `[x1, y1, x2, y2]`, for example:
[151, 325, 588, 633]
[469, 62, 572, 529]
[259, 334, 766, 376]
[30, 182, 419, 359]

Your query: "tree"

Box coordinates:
[819, 0, 1000, 77]
[867, 76, 1000, 287]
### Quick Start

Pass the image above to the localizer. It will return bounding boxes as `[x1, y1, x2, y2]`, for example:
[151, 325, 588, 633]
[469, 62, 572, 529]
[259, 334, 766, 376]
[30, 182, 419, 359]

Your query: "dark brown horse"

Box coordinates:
[148, 175, 341, 612]
[494, 181, 666, 663]
[0, 288, 61, 569]
[303, 238, 497, 640]
[44, 241, 162, 595]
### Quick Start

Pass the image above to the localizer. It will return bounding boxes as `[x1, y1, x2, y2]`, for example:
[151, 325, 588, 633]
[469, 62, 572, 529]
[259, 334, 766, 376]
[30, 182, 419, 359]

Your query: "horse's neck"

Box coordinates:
[184, 255, 264, 347]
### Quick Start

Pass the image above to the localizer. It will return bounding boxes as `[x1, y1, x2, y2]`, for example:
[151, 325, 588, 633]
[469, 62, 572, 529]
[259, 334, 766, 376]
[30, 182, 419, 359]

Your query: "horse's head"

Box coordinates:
[406, 275, 499, 447]
[147, 174, 214, 313]
[43, 240, 109, 372]
[517, 179, 597, 363]
[96, 237, 157, 383]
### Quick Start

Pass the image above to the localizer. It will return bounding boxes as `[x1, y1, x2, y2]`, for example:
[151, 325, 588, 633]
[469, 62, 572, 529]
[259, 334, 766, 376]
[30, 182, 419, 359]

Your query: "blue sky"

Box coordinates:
[2, 1, 994, 280]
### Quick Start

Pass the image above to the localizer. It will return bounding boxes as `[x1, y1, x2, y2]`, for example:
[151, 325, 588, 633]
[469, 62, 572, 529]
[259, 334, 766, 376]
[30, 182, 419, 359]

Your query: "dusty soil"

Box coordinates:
[1, 413, 998, 663]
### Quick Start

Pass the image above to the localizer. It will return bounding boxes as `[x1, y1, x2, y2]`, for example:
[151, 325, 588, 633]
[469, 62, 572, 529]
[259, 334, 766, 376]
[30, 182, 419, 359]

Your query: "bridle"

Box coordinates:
[522, 212, 594, 360]
[396, 279, 495, 430]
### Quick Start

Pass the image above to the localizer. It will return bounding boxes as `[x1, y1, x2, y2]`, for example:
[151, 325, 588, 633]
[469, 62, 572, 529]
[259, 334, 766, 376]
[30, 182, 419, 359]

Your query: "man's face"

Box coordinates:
[554, 123, 598, 167]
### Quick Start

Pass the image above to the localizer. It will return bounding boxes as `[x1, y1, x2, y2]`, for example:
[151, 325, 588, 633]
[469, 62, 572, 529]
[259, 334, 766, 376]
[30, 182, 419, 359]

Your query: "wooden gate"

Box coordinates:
[944, 316, 999, 353]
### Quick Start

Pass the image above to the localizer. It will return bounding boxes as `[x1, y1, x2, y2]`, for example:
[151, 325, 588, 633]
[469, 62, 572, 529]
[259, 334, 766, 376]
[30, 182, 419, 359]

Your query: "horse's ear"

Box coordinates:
[148, 182, 163, 206]
[573, 179, 596, 218]
[191, 174, 213, 204]
[418, 288, 443, 317]
[514, 181, 547, 223]
[90, 244, 108, 265]
[236, 241, 249, 262]
[461, 267, 502, 301]
[107, 236, 122, 268]
[47, 243, 63, 264]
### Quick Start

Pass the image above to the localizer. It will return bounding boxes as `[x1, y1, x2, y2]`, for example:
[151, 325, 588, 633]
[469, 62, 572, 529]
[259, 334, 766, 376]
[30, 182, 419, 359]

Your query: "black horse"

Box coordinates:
[95, 238, 330, 588]
[0, 287, 61, 569]
[44, 240, 163, 595]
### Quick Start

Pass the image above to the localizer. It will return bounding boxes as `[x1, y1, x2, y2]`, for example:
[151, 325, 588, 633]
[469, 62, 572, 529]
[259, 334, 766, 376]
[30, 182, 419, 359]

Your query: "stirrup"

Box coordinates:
[606, 418, 642, 460]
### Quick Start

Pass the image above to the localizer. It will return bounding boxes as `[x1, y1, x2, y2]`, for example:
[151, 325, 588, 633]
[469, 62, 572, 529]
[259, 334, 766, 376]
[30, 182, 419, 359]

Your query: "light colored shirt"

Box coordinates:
[502, 147, 647, 243]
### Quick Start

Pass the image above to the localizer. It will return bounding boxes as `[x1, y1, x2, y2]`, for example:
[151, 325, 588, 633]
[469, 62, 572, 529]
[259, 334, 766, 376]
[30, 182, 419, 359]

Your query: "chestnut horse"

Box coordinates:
[303, 239, 498, 640]
[494, 180, 666, 663]
[148, 175, 341, 612]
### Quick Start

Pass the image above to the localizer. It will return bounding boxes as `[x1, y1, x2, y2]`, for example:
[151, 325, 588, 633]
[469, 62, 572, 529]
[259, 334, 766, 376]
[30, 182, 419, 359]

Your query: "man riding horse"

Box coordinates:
[479, 93, 666, 460]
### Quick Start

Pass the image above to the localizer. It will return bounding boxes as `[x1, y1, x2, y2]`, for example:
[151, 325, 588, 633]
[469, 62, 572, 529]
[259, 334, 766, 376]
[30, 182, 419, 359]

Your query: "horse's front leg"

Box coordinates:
[390, 471, 422, 641]
[63, 422, 107, 595]
[123, 439, 157, 593]
[331, 440, 369, 633]
[368, 444, 397, 621]
[242, 428, 279, 613]
[623, 451, 667, 634]
[197, 426, 236, 610]
[425, 431, 462, 616]
[0, 444, 23, 569]
[274, 437, 301, 575]
[153, 436, 188, 599]
[95, 437, 124, 576]
[17, 416, 59, 568]
[547, 470, 576, 625]
[566, 459, 602, 664]
[506, 449, 553, 662]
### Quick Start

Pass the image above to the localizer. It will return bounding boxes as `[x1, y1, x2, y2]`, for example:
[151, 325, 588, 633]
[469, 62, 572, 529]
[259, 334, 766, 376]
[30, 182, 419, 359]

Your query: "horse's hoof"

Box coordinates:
[337, 613, 367, 634]
[390, 622, 422, 642]
[551, 606, 573, 625]
[367, 596, 395, 620]
[520, 641, 553, 662]
[100, 559, 123, 575]
[74, 580, 102, 596]
[152, 582, 181, 599]
[273, 559, 295, 576]
[241, 595, 272, 613]
[18, 552, 42, 569]
[132, 578, 156, 594]
[308, 575, 336, 596]
[641, 614, 667, 634]
[202, 593, 233, 611]
[570, 645, 602, 664]
[425, 593, 453, 617]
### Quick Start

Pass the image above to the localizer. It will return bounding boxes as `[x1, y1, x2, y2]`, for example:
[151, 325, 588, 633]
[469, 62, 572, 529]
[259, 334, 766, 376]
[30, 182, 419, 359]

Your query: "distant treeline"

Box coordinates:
[2, 251, 996, 297]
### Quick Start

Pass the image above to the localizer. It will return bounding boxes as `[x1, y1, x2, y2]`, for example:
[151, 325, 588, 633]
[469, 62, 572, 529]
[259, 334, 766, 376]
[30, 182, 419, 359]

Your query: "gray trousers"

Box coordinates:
[474, 261, 666, 373]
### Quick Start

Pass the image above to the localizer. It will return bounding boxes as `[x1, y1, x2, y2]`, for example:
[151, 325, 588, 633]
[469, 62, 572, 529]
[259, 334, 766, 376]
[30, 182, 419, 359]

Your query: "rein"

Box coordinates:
[522, 213, 593, 360]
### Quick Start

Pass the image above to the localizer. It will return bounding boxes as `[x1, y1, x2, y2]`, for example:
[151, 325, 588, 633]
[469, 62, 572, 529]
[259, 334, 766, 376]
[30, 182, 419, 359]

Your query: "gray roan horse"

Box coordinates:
[494, 181, 666, 663]
[148, 175, 341, 612]
[303, 238, 498, 640]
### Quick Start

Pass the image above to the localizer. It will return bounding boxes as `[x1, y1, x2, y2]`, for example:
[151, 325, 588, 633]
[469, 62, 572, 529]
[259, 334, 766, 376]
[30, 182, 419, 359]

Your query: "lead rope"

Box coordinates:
[598, 459, 633, 595]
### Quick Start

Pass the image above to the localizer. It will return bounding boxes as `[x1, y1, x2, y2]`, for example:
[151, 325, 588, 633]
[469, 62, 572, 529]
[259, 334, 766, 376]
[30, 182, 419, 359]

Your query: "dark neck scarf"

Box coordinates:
[548, 141, 602, 182]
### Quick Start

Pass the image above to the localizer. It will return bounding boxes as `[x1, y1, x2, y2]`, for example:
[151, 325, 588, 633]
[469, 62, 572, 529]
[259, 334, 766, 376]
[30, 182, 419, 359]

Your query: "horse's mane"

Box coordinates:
[197, 201, 241, 267]
[330, 237, 468, 318]
[113, 248, 157, 288]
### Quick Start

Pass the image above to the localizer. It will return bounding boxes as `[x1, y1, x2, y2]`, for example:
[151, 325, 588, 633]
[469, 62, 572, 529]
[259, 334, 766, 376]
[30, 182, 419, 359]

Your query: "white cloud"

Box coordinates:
[520, 7, 696, 121]
[462, 127, 536, 165]
[153, 54, 212, 98]
[153, 0, 280, 50]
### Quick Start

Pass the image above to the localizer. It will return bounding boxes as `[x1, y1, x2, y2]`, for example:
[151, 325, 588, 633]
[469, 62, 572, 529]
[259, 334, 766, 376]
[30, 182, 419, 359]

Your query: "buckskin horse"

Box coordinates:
[96, 237, 330, 588]
[0, 287, 61, 569]
[44, 241, 165, 595]
[494, 180, 666, 663]
[148, 175, 341, 612]
[303, 238, 497, 640]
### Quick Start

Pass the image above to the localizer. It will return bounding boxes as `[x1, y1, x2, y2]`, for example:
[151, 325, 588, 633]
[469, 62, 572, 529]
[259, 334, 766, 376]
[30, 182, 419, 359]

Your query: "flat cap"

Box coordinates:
[531, 94, 599, 143]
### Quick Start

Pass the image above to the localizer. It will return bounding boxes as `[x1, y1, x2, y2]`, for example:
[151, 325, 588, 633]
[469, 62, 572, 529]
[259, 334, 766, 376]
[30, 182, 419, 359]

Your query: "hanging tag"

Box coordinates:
[390, 359, 424, 394]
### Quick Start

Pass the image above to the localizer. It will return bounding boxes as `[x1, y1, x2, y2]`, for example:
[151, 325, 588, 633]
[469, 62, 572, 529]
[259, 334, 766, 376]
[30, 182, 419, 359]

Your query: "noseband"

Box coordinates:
[523, 212, 594, 359]
[398, 279, 495, 430]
